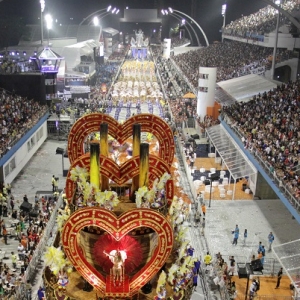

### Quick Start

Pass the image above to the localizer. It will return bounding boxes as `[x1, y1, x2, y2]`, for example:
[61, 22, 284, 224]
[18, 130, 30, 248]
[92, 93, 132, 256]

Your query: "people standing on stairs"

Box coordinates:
[258, 241, 263, 254]
[52, 175, 56, 192]
[243, 229, 248, 246]
[2, 225, 8, 245]
[268, 232, 275, 251]
[201, 217, 205, 235]
[201, 203, 206, 216]
[229, 256, 236, 276]
[194, 210, 201, 227]
[275, 267, 283, 289]
[189, 154, 194, 169]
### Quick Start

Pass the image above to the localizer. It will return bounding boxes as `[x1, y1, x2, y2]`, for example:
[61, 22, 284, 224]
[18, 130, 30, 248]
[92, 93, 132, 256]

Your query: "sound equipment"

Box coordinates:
[204, 180, 211, 186]
[250, 259, 263, 273]
[56, 147, 64, 155]
[238, 266, 248, 279]
[20, 202, 32, 212]
[191, 134, 200, 139]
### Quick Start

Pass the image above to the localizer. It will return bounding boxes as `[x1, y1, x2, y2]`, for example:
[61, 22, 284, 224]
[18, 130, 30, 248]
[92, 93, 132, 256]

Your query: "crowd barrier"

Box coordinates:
[226, 116, 300, 212]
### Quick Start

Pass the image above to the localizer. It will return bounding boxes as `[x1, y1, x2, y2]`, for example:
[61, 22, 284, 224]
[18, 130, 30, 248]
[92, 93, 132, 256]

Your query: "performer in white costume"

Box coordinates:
[104, 249, 127, 285]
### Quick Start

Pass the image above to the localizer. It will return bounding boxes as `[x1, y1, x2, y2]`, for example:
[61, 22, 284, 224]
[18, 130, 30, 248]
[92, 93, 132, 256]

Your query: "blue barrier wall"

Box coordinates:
[221, 120, 300, 224]
[0, 113, 49, 167]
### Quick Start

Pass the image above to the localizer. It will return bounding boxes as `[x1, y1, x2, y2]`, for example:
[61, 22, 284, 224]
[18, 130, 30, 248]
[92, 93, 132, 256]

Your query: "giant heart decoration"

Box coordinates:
[65, 154, 174, 202]
[67, 113, 175, 166]
[62, 207, 174, 296]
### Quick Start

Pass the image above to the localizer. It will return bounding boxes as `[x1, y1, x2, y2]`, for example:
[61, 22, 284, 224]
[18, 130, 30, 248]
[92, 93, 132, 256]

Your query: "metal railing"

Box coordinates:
[227, 117, 300, 212]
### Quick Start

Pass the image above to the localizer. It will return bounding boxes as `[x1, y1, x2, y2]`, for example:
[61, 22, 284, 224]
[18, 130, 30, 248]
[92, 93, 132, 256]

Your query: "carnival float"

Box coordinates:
[43, 113, 198, 300]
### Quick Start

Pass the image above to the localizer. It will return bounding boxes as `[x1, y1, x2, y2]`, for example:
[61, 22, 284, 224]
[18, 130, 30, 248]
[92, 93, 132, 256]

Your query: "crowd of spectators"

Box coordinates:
[154, 52, 219, 130]
[223, 0, 299, 38]
[223, 80, 300, 202]
[172, 40, 293, 86]
[0, 89, 48, 158]
[0, 60, 36, 74]
[156, 56, 191, 99]
[0, 184, 57, 299]
[95, 61, 121, 88]
[107, 47, 128, 61]
[171, 37, 190, 47]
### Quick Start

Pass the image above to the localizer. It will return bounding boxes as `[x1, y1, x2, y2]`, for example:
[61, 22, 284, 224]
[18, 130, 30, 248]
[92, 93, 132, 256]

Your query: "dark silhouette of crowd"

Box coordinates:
[171, 37, 190, 47]
[172, 40, 293, 87]
[223, 80, 300, 202]
[95, 61, 121, 88]
[0, 183, 57, 298]
[223, 0, 299, 38]
[0, 89, 48, 157]
[156, 56, 191, 99]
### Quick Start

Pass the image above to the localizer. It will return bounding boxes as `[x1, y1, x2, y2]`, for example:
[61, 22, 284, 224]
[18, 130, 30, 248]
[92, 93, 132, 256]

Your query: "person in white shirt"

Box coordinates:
[17, 243, 25, 260]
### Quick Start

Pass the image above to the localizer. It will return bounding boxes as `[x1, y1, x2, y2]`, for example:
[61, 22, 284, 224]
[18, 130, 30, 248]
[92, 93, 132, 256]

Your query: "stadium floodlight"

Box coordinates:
[40, 0, 45, 44]
[161, 9, 165, 15]
[182, 19, 185, 25]
[221, 4, 227, 16]
[40, 0, 45, 12]
[166, 7, 209, 46]
[45, 14, 53, 46]
[107, 5, 112, 12]
[164, 10, 168, 15]
[45, 14, 53, 29]
[93, 16, 99, 26]
[116, 9, 120, 14]
[112, 7, 116, 13]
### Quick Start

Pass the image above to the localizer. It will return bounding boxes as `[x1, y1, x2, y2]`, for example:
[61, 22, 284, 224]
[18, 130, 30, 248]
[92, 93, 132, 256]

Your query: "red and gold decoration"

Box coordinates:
[62, 208, 173, 297]
[67, 113, 175, 166]
[44, 113, 197, 300]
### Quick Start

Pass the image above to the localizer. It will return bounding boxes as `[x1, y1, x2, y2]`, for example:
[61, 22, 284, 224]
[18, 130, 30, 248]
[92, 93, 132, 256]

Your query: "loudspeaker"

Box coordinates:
[251, 259, 263, 271]
[238, 266, 248, 278]
[191, 134, 200, 139]
[56, 147, 64, 155]
[20, 202, 32, 212]
[204, 180, 211, 185]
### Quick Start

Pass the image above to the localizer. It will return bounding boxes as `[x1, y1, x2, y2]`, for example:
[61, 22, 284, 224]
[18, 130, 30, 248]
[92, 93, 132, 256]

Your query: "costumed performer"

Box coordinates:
[104, 249, 127, 285]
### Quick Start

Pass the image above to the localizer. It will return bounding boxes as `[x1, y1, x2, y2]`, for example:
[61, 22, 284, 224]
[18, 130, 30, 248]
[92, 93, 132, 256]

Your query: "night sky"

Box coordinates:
[0, 0, 267, 44]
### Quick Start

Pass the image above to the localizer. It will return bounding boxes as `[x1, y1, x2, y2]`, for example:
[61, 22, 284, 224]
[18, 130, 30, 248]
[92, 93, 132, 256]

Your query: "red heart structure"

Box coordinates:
[67, 113, 175, 166]
[62, 207, 174, 297]
[65, 154, 174, 202]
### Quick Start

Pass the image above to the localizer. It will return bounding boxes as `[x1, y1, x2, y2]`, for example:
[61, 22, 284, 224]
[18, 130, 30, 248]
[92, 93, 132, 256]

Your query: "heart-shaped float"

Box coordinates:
[67, 113, 175, 167]
[62, 207, 173, 297]
[65, 154, 174, 202]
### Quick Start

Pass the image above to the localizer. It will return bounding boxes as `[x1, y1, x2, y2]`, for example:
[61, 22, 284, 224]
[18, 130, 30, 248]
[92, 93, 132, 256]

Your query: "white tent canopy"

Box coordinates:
[61, 40, 98, 70]
[217, 74, 277, 103]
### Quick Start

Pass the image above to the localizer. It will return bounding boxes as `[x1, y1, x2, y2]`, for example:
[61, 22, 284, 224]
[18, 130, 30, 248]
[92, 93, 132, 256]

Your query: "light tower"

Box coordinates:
[40, 0, 45, 45]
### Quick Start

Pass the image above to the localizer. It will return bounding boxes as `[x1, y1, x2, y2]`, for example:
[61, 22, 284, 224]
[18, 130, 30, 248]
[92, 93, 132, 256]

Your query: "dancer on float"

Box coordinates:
[103, 249, 127, 285]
